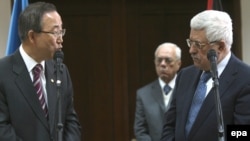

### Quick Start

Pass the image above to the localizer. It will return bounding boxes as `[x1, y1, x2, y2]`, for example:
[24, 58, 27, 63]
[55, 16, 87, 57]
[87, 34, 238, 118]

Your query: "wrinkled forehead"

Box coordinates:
[156, 46, 176, 58]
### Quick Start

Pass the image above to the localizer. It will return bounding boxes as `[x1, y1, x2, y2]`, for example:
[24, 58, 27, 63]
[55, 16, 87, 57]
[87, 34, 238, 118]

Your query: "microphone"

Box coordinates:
[53, 50, 65, 141]
[207, 49, 218, 79]
[54, 50, 64, 86]
[207, 50, 225, 141]
[54, 50, 64, 65]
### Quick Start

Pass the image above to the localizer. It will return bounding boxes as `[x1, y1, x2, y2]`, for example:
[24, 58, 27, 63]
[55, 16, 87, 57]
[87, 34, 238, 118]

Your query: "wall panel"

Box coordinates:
[29, 0, 241, 140]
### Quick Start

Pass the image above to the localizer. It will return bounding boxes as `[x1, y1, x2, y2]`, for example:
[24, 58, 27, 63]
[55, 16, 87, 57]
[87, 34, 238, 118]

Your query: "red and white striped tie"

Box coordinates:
[32, 64, 48, 118]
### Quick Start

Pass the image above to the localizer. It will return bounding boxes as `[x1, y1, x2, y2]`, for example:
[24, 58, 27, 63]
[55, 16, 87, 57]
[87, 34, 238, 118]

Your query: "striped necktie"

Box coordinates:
[32, 64, 48, 118]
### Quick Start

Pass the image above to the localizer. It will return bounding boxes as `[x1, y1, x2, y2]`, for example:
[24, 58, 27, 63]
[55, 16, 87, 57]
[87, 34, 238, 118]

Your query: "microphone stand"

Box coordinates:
[54, 51, 64, 141]
[56, 77, 63, 141]
[211, 74, 225, 141]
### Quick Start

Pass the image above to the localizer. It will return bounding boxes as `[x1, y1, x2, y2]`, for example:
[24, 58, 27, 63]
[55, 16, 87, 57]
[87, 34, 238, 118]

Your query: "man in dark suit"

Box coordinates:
[134, 42, 182, 141]
[0, 2, 81, 141]
[161, 10, 250, 141]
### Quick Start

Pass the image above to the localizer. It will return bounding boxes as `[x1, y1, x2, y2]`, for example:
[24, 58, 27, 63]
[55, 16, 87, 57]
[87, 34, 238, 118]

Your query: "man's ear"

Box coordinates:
[217, 40, 226, 51]
[27, 30, 36, 43]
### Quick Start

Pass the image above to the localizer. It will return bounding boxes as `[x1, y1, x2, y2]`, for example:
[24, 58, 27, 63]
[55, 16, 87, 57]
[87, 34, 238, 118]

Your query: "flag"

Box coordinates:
[5, 0, 29, 56]
[207, 0, 223, 11]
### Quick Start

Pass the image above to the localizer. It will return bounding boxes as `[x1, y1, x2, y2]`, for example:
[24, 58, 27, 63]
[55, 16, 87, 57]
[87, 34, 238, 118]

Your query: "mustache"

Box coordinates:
[159, 67, 168, 71]
[191, 54, 199, 60]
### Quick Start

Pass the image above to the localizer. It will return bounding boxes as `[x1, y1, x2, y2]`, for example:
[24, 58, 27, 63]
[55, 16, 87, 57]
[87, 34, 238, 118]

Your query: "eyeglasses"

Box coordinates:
[39, 29, 66, 38]
[186, 39, 216, 49]
[155, 57, 177, 65]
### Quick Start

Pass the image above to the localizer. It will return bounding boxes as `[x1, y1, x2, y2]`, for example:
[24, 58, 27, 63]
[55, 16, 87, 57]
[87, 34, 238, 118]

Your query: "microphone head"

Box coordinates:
[54, 50, 64, 62]
[207, 49, 217, 60]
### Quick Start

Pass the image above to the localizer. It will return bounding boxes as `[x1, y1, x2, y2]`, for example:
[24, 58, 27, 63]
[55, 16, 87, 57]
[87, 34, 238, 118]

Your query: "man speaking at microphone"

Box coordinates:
[0, 2, 81, 141]
[161, 10, 250, 141]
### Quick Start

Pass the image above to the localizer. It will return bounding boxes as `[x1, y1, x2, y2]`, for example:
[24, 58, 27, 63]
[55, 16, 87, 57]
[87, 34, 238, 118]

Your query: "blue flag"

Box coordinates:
[5, 0, 29, 56]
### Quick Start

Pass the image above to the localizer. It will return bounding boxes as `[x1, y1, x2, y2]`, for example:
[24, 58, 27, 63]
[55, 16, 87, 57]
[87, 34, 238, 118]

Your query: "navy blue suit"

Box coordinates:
[161, 54, 250, 141]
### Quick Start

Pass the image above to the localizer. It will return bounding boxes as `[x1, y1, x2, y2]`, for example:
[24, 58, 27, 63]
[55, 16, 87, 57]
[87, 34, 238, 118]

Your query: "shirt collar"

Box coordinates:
[19, 45, 45, 73]
[217, 51, 231, 77]
[158, 74, 177, 89]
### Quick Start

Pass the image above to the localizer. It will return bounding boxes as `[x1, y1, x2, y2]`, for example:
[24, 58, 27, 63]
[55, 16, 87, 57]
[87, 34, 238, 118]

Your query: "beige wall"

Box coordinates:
[0, 0, 11, 57]
[241, 0, 250, 65]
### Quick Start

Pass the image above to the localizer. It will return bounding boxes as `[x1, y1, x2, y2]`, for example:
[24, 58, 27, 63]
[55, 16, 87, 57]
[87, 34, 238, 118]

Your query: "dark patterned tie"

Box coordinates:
[164, 84, 172, 95]
[185, 71, 211, 136]
[32, 64, 48, 118]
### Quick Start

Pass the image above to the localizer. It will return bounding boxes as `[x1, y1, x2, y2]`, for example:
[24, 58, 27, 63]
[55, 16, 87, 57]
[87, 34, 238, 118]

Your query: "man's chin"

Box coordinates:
[193, 63, 200, 68]
[160, 75, 168, 80]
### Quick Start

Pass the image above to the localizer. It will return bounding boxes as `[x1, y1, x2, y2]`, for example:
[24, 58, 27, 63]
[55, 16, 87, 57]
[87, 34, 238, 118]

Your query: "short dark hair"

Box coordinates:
[18, 2, 57, 41]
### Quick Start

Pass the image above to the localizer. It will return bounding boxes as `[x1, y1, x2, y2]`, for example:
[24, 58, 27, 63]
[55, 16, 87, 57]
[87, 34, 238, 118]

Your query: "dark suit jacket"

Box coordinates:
[134, 80, 172, 141]
[0, 50, 81, 141]
[161, 54, 250, 141]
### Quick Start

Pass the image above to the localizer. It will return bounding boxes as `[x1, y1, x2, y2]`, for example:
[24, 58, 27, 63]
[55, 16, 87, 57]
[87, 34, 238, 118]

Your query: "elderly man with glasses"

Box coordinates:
[134, 42, 182, 141]
[161, 10, 250, 141]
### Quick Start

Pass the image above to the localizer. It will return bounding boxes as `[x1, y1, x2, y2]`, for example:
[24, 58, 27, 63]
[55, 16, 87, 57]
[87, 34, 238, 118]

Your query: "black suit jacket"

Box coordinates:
[161, 54, 250, 141]
[0, 50, 81, 141]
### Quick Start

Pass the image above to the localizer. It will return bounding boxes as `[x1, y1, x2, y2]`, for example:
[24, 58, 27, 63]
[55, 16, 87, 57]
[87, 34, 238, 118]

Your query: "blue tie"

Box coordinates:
[185, 71, 211, 136]
[164, 84, 172, 95]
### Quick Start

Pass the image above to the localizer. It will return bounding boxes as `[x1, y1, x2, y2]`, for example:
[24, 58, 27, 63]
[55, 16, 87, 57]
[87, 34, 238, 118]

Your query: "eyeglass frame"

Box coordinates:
[186, 38, 217, 49]
[155, 57, 179, 65]
[38, 28, 66, 38]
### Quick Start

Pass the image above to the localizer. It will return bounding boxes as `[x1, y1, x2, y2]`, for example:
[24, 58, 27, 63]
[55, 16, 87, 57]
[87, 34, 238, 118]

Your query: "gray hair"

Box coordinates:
[190, 10, 233, 49]
[154, 42, 182, 60]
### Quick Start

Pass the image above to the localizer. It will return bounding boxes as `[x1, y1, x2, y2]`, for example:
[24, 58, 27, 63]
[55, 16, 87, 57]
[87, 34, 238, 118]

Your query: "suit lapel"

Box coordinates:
[44, 60, 58, 134]
[189, 55, 238, 138]
[151, 80, 166, 113]
[12, 51, 49, 129]
[180, 69, 202, 132]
